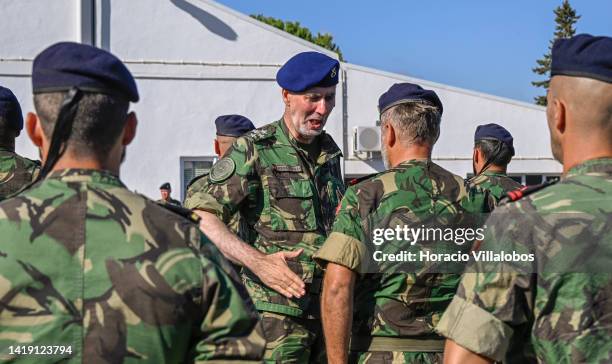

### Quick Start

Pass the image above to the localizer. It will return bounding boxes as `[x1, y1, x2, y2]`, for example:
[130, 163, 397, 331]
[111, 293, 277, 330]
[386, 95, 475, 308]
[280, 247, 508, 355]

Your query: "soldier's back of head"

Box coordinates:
[0, 42, 264, 362]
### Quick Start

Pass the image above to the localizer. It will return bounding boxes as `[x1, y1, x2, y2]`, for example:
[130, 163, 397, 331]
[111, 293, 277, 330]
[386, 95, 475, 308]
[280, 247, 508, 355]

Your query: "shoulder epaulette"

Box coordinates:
[186, 173, 208, 189]
[243, 124, 276, 142]
[349, 172, 379, 186]
[156, 202, 201, 224]
[501, 179, 558, 204]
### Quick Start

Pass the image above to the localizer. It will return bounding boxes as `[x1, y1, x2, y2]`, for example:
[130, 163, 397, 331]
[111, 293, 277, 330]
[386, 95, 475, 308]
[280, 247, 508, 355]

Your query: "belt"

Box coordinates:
[350, 336, 445, 352]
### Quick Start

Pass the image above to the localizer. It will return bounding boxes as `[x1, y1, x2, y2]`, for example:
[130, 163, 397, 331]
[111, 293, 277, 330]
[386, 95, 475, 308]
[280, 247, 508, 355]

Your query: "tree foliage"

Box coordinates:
[251, 14, 344, 61]
[532, 0, 580, 106]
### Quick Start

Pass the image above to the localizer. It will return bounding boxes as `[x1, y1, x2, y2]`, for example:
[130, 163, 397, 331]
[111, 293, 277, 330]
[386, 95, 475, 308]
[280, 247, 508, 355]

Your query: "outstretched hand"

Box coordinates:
[254, 248, 306, 298]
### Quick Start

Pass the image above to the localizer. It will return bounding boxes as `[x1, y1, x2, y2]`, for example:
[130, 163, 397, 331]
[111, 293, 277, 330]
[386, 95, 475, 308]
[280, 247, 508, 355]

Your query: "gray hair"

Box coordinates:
[380, 102, 441, 146]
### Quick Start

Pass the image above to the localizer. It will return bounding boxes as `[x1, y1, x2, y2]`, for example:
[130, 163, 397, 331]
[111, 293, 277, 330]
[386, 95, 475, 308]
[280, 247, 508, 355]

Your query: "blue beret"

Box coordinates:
[276, 52, 339, 92]
[0, 86, 23, 131]
[32, 42, 139, 102]
[215, 114, 255, 137]
[378, 83, 443, 115]
[160, 182, 171, 190]
[475, 123, 515, 156]
[551, 34, 612, 83]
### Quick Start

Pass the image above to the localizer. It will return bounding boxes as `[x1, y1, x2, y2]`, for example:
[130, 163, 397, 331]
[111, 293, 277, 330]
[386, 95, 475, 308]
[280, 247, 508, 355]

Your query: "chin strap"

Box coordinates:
[475, 141, 504, 176]
[38, 88, 83, 180]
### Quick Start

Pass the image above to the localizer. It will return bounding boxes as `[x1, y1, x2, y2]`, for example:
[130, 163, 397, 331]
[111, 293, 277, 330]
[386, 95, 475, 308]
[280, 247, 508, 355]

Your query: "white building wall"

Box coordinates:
[343, 64, 561, 177]
[0, 0, 561, 201]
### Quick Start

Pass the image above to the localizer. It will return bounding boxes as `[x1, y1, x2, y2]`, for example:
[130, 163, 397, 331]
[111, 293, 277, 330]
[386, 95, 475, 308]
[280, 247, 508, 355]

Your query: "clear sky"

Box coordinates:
[216, 0, 611, 104]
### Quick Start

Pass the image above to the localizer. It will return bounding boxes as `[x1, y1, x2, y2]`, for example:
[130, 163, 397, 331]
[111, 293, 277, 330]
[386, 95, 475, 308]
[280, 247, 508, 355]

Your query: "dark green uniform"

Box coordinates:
[156, 197, 182, 207]
[0, 147, 40, 200]
[466, 170, 522, 203]
[436, 158, 612, 363]
[0, 169, 265, 363]
[314, 159, 491, 363]
[194, 119, 345, 363]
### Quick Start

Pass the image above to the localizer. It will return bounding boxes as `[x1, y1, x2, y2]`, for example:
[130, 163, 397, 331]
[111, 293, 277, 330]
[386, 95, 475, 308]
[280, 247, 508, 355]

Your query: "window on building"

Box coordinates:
[525, 174, 543, 186]
[181, 157, 217, 201]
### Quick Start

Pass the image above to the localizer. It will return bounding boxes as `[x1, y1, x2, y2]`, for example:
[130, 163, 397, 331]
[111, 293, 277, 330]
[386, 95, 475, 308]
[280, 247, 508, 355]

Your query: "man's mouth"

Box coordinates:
[308, 119, 323, 129]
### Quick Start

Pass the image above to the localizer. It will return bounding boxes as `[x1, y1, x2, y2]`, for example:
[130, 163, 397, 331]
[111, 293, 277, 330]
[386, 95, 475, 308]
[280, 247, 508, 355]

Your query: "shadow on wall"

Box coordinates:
[170, 0, 238, 41]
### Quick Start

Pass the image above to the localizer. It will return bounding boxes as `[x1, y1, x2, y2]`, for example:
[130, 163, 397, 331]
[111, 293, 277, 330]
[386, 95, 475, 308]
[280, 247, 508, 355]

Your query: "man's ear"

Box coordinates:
[552, 98, 566, 135]
[386, 122, 397, 148]
[473, 147, 480, 164]
[282, 89, 290, 107]
[214, 139, 221, 157]
[121, 112, 138, 146]
[26, 112, 44, 148]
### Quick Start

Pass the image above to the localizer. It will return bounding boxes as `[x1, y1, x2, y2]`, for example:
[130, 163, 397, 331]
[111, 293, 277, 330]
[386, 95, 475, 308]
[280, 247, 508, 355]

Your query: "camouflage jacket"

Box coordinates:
[185, 173, 255, 245]
[314, 159, 491, 340]
[436, 158, 612, 363]
[0, 169, 265, 363]
[0, 147, 40, 201]
[195, 119, 345, 318]
[466, 170, 522, 203]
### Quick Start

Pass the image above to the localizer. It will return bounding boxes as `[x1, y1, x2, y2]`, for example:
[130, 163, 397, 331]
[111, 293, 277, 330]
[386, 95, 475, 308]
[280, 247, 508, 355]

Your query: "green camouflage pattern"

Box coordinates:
[349, 351, 442, 363]
[0, 169, 265, 363]
[260, 311, 325, 363]
[194, 118, 345, 318]
[436, 158, 612, 363]
[314, 160, 491, 350]
[466, 170, 522, 203]
[185, 172, 256, 245]
[0, 148, 40, 201]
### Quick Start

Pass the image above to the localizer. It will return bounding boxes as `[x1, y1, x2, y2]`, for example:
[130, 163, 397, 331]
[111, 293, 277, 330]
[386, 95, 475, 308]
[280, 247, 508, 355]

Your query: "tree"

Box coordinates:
[251, 14, 344, 61]
[532, 0, 580, 106]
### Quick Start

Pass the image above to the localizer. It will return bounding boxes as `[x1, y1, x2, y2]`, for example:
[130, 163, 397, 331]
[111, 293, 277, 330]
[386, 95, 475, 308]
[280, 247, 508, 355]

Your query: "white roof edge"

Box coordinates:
[197, 0, 339, 59]
[343, 62, 546, 112]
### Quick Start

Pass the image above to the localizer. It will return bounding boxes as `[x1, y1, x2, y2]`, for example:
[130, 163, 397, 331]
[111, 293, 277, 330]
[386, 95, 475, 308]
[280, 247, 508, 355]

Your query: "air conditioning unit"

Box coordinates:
[353, 126, 381, 152]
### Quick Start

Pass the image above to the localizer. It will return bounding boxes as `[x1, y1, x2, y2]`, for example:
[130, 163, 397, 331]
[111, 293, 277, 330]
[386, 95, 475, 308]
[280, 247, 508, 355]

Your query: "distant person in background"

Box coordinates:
[0, 86, 40, 200]
[184, 114, 256, 244]
[466, 123, 522, 203]
[157, 182, 182, 206]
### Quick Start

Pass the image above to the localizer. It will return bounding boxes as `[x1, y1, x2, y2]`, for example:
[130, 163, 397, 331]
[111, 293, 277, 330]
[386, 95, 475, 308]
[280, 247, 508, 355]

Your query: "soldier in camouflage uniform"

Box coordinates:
[437, 34, 612, 363]
[157, 182, 182, 206]
[192, 52, 345, 362]
[0, 86, 40, 200]
[0, 42, 265, 363]
[466, 123, 522, 203]
[185, 114, 256, 245]
[315, 83, 491, 364]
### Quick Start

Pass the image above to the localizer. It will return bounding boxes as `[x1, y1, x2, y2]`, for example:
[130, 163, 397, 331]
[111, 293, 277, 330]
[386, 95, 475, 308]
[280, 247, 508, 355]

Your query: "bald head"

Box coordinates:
[551, 76, 612, 129]
[547, 75, 612, 167]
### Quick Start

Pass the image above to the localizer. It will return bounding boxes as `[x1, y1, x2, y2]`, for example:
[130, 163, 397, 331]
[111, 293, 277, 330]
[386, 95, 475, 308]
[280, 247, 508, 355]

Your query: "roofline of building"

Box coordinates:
[197, 0, 339, 59]
[188, 1, 544, 111]
[343, 63, 545, 112]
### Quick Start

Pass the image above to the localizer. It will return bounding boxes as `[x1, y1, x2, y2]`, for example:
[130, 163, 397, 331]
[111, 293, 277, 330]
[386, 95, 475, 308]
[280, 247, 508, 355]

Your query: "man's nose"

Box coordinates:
[315, 98, 331, 115]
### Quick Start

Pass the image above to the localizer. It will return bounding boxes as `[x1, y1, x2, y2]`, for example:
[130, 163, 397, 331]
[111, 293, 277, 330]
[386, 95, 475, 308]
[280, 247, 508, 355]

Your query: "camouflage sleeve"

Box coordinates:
[435, 206, 534, 362]
[192, 138, 256, 223]
[313, 186, 369, 273]
[193, 235, 266, 362]
[184, 175, 211, 210]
